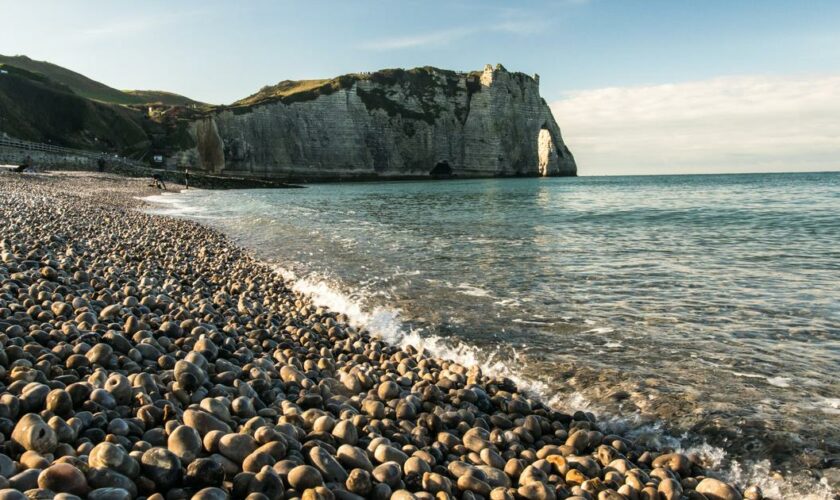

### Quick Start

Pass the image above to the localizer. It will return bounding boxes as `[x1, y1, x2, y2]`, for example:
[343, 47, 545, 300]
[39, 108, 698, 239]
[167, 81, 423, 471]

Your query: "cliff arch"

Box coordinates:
[537, 127, 556, 176]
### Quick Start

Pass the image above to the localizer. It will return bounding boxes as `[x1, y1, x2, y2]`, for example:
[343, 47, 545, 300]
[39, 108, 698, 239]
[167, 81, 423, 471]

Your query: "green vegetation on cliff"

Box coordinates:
[232, 75, 358, 108]
[0, 54, 202, 106]
[0, 64, 150, 152]
[122, 89, 205, 106]
[231, 66, 478, 123]
[358, 67, 471, 124]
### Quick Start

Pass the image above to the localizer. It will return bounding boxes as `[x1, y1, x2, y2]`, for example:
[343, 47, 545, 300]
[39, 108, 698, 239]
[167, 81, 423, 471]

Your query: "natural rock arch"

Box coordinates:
[537, 127, 556, 176]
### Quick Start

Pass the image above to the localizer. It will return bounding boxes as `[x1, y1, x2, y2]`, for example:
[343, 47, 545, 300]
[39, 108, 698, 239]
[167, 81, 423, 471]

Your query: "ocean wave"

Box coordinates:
[766, 376, 792, 388]
[140, 191, 208, 217]
[455, 282, 494, 297]
[158, 188, 836, 498]
[584, 326, 616, 334]
[269, 265, 835, 499]
[511, 318, 556, 326]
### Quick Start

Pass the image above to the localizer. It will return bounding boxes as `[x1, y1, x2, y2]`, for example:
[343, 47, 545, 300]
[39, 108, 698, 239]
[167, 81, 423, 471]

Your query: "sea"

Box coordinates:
[145, 172, 840, 497]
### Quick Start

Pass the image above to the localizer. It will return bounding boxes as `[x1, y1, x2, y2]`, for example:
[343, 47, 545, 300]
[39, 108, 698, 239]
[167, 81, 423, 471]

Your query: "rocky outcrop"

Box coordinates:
[173, 64, 576, 180]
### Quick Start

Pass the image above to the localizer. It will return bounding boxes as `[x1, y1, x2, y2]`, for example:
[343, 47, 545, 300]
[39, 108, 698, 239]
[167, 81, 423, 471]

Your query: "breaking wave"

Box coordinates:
[273, 265, 836, 499]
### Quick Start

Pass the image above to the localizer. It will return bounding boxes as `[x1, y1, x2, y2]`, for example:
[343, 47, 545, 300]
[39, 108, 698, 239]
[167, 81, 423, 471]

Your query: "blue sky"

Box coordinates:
[1, 0, 839, 174]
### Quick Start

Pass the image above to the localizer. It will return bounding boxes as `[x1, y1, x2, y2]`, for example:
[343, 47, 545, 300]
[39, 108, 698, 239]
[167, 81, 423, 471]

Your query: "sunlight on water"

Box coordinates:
[145, 172, 840, 496]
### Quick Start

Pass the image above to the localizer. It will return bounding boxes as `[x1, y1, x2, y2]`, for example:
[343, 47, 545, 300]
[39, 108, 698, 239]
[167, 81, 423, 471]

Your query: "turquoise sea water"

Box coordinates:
[149, 172, 840, 494]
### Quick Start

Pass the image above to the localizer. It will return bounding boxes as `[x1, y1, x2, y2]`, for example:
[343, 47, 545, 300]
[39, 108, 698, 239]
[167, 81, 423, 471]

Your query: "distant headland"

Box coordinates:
[0, 55, 575, 182]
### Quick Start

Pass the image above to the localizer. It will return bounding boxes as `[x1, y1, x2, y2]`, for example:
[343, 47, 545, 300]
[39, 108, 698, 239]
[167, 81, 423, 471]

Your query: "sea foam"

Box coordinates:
[272, 264, 836, 499]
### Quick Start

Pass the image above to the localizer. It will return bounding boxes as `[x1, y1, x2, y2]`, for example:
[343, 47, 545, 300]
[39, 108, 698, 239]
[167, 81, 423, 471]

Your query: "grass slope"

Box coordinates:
[0, 64, 151, 153]
[123, 90, 205, 106]
[231, 67, 480, 124]
[0, 54, 201, 106]
[232, 76, 357, 108]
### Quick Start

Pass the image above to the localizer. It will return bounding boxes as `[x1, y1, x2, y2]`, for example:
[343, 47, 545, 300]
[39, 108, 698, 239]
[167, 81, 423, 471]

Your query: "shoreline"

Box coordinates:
[0, 171, 833, 499]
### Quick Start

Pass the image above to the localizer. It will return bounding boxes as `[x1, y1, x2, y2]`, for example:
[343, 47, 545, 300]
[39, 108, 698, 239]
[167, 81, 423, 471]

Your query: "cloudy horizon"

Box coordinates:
[552, 73, 840, 175]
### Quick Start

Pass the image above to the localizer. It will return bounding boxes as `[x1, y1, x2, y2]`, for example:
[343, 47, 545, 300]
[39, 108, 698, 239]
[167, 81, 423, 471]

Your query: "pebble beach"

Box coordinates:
[0, 171, 803, 500]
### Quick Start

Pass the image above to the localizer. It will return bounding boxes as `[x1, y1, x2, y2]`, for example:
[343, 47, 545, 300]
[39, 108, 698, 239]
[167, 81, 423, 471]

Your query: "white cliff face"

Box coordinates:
[179, 65, 576, 180]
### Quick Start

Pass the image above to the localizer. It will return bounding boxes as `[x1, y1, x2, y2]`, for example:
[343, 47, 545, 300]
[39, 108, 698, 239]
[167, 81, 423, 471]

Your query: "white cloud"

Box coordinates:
[356, 27, 475, 50]
[357, 19, 549, 51]
[551, 75, 840, 175]
[78, 8, 207, 40]
[80, 17, 162, 39]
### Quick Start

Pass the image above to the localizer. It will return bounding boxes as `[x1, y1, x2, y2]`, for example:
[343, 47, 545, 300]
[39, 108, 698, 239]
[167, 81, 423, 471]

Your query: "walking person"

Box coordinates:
[150, 173, 167, 190]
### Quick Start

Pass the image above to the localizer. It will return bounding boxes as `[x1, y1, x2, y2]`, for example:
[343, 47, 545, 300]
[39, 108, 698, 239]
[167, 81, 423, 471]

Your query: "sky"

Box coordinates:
[1, 0, 839, 175]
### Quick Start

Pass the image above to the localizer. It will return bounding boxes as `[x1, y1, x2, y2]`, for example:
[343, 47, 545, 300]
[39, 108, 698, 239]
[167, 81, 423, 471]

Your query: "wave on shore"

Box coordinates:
[139, 185, 836, 500]
[272, 265, 836, 499]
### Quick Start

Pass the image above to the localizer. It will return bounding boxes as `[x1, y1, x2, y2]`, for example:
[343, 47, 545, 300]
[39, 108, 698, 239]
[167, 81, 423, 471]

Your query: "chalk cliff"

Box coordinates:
[175, 64, 576, 180]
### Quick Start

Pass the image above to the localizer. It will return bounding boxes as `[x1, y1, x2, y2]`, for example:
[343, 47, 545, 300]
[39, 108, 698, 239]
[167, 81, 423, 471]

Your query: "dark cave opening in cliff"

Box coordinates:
[430, 161, 453, 177]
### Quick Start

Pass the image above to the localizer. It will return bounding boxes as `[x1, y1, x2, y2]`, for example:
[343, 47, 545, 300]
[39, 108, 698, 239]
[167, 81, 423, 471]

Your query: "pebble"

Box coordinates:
[37, 464, 88, 496]
[377, 381, 401, 400]
[11, 414, 57, 454]
[169, 425, 203, 464]
[332, 420, 358, 445]
[309, 446, 349, 483]
[185, 458, 226, 488]
[518, 482, 556, 500]
[696, 477, 744, 500]
[218, 433, 257, 464]
[7, 470, 38, 492]
[140, 447, 182, 490]
[87, 488, 132, 500]
[346, 469, 372, 495]
[89, 442, 138, 478]
[86, 469, 137, 498]
[374, 444, 408, 465]
[288, 465, 324, 491]
[337, 445, 374, 471]
[191, 487, 229, 500]
[372, 461, 402, 489]
[457, 474, 492, 496]
[404, 456, 431, 477]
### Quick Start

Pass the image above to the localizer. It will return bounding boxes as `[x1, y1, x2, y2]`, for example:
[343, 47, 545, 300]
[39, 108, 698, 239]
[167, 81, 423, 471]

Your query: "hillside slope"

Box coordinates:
[0, 64, 150, 152]
[123, 89, 204, 106]
[0, 54, 201, 106]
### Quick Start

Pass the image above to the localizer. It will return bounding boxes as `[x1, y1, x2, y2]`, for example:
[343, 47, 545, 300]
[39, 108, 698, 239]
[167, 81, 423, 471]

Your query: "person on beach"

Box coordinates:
[97, 157, 106, 172]
[14, 155, 32, 173]
[150, 173, 167, 190]
[184, 168, 190, 190]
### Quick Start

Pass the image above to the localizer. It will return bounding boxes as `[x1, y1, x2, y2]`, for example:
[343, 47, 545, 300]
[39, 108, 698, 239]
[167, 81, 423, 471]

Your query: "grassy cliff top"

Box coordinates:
[231, 66, 481, 109]
[228, 65, 537, 113]
[122, 89, 205, 107]
[0, 54, 202, 106]
[232, 75, 360, 108]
